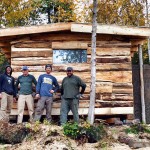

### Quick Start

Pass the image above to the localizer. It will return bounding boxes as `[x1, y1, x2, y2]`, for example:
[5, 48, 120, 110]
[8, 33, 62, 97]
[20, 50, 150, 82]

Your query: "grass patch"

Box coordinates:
[125, 124, 150, 134]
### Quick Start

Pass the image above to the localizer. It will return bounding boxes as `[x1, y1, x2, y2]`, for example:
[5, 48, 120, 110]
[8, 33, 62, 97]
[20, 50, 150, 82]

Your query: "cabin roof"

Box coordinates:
[0, 22, 150, 38]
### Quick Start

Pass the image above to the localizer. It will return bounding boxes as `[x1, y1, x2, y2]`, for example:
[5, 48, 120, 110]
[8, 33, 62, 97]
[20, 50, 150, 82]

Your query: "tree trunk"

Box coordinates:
[138, 44, 146, 123]
[145, 0, 150, 63]
[87, 0, 97, 125]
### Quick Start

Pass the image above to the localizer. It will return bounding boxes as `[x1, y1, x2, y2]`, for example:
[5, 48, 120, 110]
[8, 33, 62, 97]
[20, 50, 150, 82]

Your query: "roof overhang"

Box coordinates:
[0, 22, 149, 38]
[71, 23, 150, 37]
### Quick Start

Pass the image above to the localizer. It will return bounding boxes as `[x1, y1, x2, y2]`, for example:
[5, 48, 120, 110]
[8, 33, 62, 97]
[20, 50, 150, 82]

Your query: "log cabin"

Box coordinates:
[0, 22, 150, 119]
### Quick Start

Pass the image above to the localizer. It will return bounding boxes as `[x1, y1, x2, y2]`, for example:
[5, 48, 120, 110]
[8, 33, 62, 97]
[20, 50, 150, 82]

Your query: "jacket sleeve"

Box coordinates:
[36, 75, 42, 94]
[78, 77, 86, 94]
[15, 77, 20, 94]
[32, 76, 37, 86]
[60, 78, 65, 95]
[0, 75, 3, 93]
[53, 77, 59, 93]
[12, 78, 16, 97]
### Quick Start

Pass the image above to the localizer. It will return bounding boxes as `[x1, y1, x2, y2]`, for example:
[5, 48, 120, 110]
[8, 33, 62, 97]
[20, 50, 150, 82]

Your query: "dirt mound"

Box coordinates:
[0, 122, 150, 150]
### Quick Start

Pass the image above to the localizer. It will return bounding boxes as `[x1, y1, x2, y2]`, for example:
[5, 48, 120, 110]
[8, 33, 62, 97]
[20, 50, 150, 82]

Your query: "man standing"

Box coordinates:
[0, 65, 16, 121]
[34, 64, 59, 122]
[16, 66, 37, 123]
[60, 67, 86, 125]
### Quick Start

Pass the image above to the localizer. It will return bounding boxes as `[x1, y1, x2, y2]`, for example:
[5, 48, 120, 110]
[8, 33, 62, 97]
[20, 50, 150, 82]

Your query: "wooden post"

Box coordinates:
[87, 0, 97, 125]
[138, 44, 146, 123]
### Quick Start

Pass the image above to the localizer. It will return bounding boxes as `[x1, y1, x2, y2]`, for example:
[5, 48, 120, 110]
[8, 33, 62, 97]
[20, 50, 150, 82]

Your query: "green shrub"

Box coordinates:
[63, 122, 80, 139]
[63, 122, 106, 143]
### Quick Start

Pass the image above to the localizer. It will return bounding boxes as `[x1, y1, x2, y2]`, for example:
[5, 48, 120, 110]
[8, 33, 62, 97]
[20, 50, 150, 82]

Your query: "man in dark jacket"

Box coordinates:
[60, 67, 86, 125]
[0, 65, 16, 121]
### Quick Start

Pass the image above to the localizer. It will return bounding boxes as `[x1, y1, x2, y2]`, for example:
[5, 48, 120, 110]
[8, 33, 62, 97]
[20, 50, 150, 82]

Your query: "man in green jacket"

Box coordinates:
[60, 67, 86, 125]
[16, 66, 37, 123]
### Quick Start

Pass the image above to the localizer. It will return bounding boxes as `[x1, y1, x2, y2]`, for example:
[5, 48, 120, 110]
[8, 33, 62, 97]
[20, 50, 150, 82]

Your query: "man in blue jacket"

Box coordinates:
[34, 64, 59, 122]
[0, 65, 16, 121]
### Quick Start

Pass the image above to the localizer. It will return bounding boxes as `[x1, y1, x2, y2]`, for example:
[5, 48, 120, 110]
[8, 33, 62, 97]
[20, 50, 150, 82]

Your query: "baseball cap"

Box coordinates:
[66, 67, 73, 71]
[45, 64, 52, 70]
[21, 66, 29, 71]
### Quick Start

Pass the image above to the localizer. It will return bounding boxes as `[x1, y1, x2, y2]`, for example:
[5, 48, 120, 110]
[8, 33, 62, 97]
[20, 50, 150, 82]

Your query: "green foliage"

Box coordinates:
[63, 122, 106, 143]
[26, 121, 41, 133]
[0, 53, 9, 74]
[125, 124, 150, 134]
[125, 125, 140, 134]
[43, 119, 51, 125]
[63, 122, 79, 139]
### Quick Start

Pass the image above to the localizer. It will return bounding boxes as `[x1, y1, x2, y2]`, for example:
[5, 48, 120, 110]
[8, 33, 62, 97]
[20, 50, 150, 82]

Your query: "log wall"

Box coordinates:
[10, 32, 134, 115]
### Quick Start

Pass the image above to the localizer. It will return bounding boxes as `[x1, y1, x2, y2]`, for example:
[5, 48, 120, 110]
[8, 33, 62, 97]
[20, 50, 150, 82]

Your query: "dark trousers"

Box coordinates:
[34, 96, 53, 122]
[60, 97, 79, 125]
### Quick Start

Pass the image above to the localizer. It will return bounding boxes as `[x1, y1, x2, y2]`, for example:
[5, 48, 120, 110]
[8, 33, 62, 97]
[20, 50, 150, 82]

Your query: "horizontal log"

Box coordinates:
[11, 46, 52, 52]
[112, 88, 133, 94]
[30, 33, 92, 41]
[14, 41, 52, 48]
[11, 101, 96, 109]
[10, 107, 133, 115]
[11, 100, 133, 109]
[12, 71, 132, 83]
[12, 65, 46, 72]
[96, 100, 133, 107]
[11, 51, 52, 58]
[97, 63, 131, 71]
[12, 63, 132, 72]
[53, 87, 133, 98]
[11, 57, 52, 61]
[12, 64, 90, 72]
[30, 33, 113, 42]
[10, 37, 30, 44]
[96, 81, 112, 93]
[113, 83, 133, 88]
[95, 56, 131, 63]
[29, 32, 131, 44]
[52, 41, 88, 49]
[11, 59, 53, 66]
[98, 93, 133, 101]
[29, 33, 126, 42]
[95, 47, 130, 56]
[112, 83, 133, 94]
[96, 71, 132, 83]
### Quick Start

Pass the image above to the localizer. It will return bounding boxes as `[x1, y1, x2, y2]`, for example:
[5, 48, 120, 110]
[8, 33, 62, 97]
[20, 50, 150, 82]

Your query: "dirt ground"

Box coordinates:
[0, 123, 150, 150]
